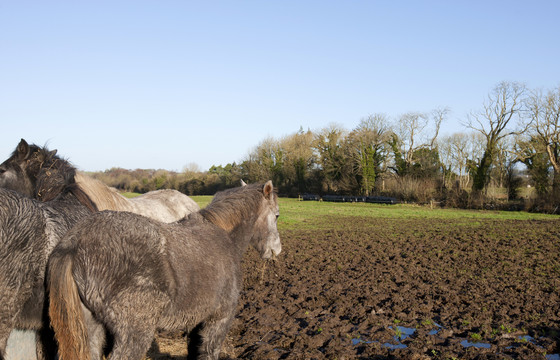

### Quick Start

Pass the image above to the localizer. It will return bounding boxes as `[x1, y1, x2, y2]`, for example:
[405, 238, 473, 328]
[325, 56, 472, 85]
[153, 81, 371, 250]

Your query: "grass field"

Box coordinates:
[189, 196, 559, 231]
[120, 192, 558, 229]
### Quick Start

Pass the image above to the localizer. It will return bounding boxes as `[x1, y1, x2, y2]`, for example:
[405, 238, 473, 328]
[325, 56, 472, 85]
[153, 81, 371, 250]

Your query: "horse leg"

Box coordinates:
[35, 331, 46, 360]
[82, 304, 106, 360]
[37, 303, 58, 360]
[189, 314, 234, 360]
[102, 290, 164, 360]
[0, 312, 17, 360]
[186, 323, 203, 360]
[107, 328, 155, 360]
[36, 327, 57, 360]
[0, 328, 9, 360]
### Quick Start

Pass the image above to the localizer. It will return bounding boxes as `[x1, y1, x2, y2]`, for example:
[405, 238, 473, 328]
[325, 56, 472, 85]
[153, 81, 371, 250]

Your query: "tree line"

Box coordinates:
[89, 81, 560, 212]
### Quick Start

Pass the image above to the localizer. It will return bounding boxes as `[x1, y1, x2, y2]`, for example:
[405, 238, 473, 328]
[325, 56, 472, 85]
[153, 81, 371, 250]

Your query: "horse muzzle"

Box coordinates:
[262, 233, 282, 259]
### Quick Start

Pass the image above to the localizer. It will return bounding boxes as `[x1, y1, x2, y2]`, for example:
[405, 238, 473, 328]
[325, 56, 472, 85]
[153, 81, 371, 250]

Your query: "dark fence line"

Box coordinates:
[301, 194, 398, 204]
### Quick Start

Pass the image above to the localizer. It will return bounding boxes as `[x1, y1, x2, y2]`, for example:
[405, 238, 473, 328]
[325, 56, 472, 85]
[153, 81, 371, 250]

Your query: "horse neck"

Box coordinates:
[47, 189, 91, 213]
[74, 172, 133, 212]
[200, 197, 261, 253]
[229, 213, 261, 255]
[41, 190, 97, 245]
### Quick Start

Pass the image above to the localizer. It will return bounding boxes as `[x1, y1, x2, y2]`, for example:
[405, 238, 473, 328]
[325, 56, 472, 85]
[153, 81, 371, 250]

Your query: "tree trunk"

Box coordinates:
[552, 168, 560, 204]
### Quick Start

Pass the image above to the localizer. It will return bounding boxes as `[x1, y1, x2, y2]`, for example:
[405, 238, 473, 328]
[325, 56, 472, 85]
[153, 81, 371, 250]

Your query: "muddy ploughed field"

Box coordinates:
[148, 203, 560, 360]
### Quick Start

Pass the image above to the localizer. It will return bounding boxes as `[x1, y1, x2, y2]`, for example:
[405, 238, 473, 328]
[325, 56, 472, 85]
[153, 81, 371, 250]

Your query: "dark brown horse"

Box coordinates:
[0, 142, 97, 360]
[48, 181, 281, 360]
[0, 139, 200, 223]
[0, 139, 96, 206]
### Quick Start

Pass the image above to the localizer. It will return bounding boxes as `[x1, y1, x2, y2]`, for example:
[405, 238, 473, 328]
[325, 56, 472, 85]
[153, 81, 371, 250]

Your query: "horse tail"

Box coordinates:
[48, 248, 91, 360]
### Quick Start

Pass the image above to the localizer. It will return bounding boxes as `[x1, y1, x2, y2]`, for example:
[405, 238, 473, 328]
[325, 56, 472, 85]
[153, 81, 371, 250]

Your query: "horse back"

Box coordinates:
[129, 189, 200, 223]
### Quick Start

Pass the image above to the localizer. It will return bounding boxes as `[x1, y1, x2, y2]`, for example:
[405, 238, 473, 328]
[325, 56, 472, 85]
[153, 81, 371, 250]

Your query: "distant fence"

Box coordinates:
[301, 194, 398, 204]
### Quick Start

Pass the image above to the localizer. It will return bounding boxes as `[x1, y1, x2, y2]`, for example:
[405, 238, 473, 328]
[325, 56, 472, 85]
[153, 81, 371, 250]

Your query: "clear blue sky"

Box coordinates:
[1, 1, 559, 172]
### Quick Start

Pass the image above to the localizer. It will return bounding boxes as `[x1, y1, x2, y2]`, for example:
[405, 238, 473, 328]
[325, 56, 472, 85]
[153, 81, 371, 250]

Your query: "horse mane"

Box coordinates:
[24, 144, 98, 212]
[58, 181, 99, 213]
[200, 183, 274, 232]
[74, 172, 133, 211]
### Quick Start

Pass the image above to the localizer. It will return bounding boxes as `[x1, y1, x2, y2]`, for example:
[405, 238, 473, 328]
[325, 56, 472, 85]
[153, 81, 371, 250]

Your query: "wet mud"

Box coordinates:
[149, 216, 560, 359]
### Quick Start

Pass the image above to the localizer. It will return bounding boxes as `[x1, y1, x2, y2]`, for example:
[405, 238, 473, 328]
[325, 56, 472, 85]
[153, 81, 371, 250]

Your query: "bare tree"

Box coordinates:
[439, 132, 465, 189]
[394, 112, 429, 167]
[465, 81, 527, 192]
[438, 131, 485, 190]
[430, 107, 450, 148]
[526, 86, 560, 198]
[390, 108, 448, 176]
[279, 128, 317, 194]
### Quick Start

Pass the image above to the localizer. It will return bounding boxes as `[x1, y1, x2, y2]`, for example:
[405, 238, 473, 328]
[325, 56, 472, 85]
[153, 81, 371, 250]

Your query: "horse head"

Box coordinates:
[251, 180, 282, 259]
[202, 181, 282, 259]
[0, 139, 43, 197]
[0, 139, 74, 201]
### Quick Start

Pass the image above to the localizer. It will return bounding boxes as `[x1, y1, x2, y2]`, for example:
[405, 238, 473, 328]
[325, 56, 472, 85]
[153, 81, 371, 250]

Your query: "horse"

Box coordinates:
[74, 173, 200, 223]
[48, 181, 282, 360]
[0, 139, 200, 359]
[0, 139, 200, 223]
[0, 145, 98, 360]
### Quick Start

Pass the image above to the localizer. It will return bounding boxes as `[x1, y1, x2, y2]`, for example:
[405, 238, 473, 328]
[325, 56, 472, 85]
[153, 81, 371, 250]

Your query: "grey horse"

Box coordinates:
[49, 181, 281, 360]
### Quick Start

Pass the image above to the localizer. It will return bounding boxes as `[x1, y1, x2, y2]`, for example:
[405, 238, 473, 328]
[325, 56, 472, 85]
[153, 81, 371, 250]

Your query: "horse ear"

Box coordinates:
[16, 139, 30, 160]
[240, 179, 247, 186]
[263, 180, 273, 199]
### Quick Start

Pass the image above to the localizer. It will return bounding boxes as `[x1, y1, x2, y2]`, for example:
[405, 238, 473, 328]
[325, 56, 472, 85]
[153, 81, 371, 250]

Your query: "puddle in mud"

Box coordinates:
[520, 335, 534, 342]
[460, 339, 492, 349]
[380, 342, 407, 350]
[428, 322, 443, 335]
[390, 325, 416, 340]
[352, 326, 416, 349]
[351, 337, 408, 350]
[351, 338, 373, 346]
